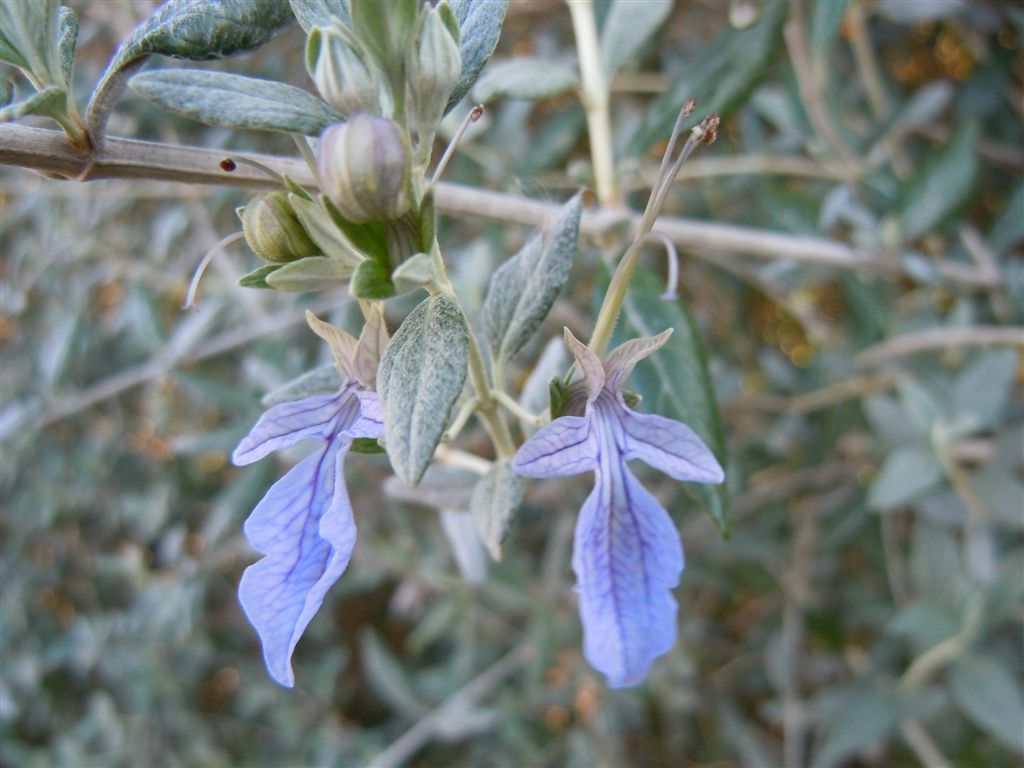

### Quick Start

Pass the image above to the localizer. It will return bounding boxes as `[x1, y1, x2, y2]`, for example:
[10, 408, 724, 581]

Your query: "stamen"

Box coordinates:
[649, 113, 720, 222]
[183, 231, 245, 310]
[652, 99, 695, 199]
[641, 231, 680, 300]
[428, 105, 485, 190]
[230, 156, 286, 186]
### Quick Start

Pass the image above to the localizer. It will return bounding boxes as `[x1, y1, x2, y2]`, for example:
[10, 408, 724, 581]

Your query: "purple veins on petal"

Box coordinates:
[232, 384, 383, 687]
[238, 444, 351, 687]
[573, 462, 684, 688]
[349, 388, 384, 437]
[233, 392, 352, 466]
[510, 415, 597, 478]
[510, 330, 725, 688]
[619, 404, 724, 484]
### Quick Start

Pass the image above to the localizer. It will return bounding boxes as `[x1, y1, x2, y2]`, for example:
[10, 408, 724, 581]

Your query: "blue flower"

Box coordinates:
[232, 310, 386, 687]
[512, 328, 724, 687]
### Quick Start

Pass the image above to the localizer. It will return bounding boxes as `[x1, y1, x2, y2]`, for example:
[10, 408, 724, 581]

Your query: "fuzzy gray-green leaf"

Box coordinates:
[289, 0, 350, 32]
[626, 0, 784, 155]
[379, 295, 469, 485]
[446, 0, 508, 112]
[0, 0, 61, 85]
[57, 6, 78, 89]
[600, 0, 673, 78]
[115, 0, 289, 62]
[130, 69, 343, 135]
[483, 193, 582, 365]
[898, 120, 979, 241]
[868, 446, 944, 511]
[472, 461, 524, 560]
[0, 86, 63, 122]
[950, 654, 1024, 752]
[472, 57, 578, 103]
[87, 0, 291, 143]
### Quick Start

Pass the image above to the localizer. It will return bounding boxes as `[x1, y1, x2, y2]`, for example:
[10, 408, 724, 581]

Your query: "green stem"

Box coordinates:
[429, 240, 516, 459]
[413, 125, 436, 174]
[466, 330, 517, 459]
[567, 0, 619, 207]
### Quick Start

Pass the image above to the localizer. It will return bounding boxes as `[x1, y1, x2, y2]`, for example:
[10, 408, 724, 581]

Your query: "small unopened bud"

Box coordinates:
[307, 21, 381, 117]
[318, 115, 411, 223]
[242, 192, 318, 262]
[407, 2, 462, 131]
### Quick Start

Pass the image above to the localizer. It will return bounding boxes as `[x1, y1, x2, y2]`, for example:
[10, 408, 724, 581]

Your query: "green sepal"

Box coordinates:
[350, 256, 396, 299]
[238, 263, 281, 288]
[322, 196, 389, 261]
[265, 255, 353, 292]
[351, 437, 387, 455]
[548, 377, 570, 420]
[322, 195, 395, 298]
[284, 174, 314, 202]
[622, 390, 643, 409]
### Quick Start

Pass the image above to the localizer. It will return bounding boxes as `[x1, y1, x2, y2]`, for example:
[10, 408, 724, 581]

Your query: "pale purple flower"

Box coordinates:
[512, 329, 724, 688]
[232, 309, 387, 687]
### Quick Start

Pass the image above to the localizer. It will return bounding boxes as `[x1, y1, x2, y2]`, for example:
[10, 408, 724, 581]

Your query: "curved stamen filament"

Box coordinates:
[183, 231, 245, 310]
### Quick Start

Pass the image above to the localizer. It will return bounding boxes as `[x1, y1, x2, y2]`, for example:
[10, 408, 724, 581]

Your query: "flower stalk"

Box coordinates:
[588, 109, 719, 358]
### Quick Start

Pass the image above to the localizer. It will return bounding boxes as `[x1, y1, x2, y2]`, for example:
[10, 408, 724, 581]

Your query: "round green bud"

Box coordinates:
[318, 115, 411, 223]
[242, 191, 319, 263]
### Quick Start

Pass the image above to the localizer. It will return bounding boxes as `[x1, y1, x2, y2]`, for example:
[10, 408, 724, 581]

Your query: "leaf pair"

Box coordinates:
[89, 0, 293, 145]
[117, 0, 508, 139]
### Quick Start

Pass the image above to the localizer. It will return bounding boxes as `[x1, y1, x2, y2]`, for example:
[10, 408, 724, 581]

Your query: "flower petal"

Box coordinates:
[572, 463, 684, 688]
[620, 405, 724, 484]
[563, 327, 605, 402]
[318, 442, 357, 553]
[237, 443, 354, 687]
[232, 392, 351, 466]
[306, 310, 357, 381]
[353, 303, 389, 388]
[603, 329, 673, 393]
[511, 415, 598, 478]
[347, 389, 384, 439]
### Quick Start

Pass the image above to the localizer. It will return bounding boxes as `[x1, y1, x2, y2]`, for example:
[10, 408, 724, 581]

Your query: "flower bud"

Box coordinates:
[307, 21, 381, 117]
[318, 115, 411, 223]
[242, 192, 319, 263]
[407, 3, 462, 130]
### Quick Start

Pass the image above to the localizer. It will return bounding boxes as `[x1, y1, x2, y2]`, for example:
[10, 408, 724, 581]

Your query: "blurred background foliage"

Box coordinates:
[1, 0, 1022, 766]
